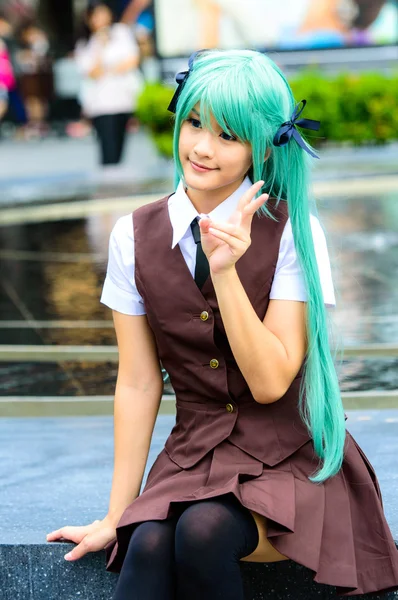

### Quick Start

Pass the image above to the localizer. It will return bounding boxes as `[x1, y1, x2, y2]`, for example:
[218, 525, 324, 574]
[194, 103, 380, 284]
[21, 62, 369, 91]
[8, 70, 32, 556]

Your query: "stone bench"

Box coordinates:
[1, 412, 397, 599]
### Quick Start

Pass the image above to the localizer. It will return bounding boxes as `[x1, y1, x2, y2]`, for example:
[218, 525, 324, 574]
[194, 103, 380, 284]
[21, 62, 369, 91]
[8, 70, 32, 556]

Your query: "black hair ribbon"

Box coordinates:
[273, 100, 320, 158]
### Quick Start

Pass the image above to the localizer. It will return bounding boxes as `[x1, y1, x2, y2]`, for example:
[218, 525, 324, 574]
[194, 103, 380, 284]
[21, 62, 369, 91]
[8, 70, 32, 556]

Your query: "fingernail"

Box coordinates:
[64, 553, 72, 560]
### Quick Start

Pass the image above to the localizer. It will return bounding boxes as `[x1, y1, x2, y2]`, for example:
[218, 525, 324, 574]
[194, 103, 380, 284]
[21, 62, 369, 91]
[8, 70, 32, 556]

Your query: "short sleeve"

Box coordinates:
[74, 39, 97, 75]
[269, 216, 336, 308]
[110, 23, 140, 57]
[100, 214, 146, 315]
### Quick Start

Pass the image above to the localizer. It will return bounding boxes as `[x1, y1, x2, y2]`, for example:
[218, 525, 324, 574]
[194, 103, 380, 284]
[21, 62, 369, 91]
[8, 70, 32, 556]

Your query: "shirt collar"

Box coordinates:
[168, 176, 253, 249]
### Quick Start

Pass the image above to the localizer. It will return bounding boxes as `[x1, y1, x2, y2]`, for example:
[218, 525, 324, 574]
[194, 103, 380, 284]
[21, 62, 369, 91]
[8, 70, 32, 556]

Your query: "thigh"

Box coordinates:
[175, 494, 258, 560]
[240, 510, 289, 563]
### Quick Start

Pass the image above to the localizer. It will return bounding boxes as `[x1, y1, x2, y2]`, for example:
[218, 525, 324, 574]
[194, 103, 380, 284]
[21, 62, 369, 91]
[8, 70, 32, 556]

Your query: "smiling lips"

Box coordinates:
[190, 160, 216, 172]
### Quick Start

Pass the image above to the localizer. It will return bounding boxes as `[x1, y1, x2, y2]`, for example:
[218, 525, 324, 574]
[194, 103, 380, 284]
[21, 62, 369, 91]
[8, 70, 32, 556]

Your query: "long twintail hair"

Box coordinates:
[171, 49, 346, 483]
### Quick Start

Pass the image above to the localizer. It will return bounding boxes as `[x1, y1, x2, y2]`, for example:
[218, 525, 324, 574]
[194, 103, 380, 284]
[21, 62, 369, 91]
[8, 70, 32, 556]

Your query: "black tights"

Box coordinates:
[112, 495, 259, 600]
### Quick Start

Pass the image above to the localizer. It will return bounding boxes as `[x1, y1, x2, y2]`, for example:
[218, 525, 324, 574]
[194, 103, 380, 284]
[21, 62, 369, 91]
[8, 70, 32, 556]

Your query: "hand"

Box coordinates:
[199, 180, 269, 276]
[89, 63, 104, 79]
[46, 515, 117, 561]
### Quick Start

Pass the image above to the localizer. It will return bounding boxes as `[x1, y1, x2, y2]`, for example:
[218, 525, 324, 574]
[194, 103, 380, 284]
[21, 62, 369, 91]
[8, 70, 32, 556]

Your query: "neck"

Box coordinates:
[185, 177, 245, 214]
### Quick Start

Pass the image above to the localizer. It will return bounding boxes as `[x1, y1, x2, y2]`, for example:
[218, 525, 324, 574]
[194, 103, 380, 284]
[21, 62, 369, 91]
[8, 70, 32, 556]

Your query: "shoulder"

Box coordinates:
[74, 37, 89, 53]
[281, 214, 327, 247]
[133, 194, 173, 221]
[109, 214, 134, 251]
[111, 22, 136, 41]
[111, 23, 130, 34]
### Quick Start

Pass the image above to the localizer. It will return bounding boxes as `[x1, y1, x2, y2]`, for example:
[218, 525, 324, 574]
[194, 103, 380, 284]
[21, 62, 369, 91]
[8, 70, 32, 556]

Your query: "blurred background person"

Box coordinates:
[74, 2, 143, 168]
[0, 7, 27, 135]
[0, 36, 15, 122]
[15, 17, 53, 137]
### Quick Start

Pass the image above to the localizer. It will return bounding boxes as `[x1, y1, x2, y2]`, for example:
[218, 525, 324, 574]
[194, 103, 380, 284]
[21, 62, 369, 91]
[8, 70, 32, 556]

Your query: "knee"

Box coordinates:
[174, 503, 224, 570]
[125, 521, 173, 568]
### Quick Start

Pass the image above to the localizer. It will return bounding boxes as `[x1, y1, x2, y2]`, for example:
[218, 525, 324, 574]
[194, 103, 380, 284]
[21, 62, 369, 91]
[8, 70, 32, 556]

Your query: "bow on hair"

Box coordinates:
[167, 50, 204, 114]
[273, 100, 320, 159]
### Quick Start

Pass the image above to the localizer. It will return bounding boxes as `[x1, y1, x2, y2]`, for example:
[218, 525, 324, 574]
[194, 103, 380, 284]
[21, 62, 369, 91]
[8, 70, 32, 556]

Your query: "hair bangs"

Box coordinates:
[178, 58, 259, 143]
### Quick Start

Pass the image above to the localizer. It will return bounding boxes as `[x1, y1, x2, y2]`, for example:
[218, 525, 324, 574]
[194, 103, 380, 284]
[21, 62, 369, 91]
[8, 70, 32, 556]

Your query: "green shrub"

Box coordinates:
[135, 70, 398, 157]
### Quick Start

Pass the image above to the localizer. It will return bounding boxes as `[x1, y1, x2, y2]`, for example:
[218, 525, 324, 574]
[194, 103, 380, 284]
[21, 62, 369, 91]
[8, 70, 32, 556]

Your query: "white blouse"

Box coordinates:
[100, 177, 336, 315]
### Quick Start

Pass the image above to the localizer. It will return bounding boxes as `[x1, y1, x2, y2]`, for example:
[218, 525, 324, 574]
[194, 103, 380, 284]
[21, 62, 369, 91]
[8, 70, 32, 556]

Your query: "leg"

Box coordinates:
[114, 112, 130, 164]
[91, 115, 108, 165]
[241, 509, 289, 563]
[112, 518, 178, 600]
[175, 495, 259, 600]
[92, 114, 120, 165]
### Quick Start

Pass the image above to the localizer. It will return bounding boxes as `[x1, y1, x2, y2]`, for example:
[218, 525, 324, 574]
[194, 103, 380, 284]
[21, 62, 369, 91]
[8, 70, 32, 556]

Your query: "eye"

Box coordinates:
[220, 131, 237, 142]
[187, 117, 201, 129]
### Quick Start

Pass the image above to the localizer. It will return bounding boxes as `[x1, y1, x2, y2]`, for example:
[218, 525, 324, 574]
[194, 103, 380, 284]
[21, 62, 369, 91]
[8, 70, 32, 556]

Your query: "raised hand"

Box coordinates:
[199, 180, 269, 275]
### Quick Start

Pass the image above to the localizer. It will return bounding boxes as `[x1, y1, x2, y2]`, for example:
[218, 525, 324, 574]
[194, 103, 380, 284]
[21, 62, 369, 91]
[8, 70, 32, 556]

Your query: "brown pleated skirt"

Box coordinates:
[104, 431, 398, 596]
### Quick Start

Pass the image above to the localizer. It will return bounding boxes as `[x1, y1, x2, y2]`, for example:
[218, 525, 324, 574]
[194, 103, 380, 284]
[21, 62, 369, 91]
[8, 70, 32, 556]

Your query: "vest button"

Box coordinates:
[226, 403, 234, 413]
[200, 311, 209, 321]
[209, 359, 219, 369]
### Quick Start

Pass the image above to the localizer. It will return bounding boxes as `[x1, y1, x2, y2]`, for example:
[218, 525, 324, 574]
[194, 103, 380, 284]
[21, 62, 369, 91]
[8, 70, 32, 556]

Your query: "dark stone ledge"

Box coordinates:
[1, 543, 398, 600]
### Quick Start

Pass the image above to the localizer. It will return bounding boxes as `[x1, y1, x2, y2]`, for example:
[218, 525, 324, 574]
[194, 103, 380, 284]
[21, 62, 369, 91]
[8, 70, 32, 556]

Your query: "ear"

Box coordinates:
[264, 147, 271, 162]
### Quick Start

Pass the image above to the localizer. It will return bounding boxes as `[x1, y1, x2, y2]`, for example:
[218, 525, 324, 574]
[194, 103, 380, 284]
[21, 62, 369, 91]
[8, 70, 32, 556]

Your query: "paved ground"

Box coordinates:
[1, 131, 398, 205]
[1, 410, 397, 545]
[0, 130, 172, 205]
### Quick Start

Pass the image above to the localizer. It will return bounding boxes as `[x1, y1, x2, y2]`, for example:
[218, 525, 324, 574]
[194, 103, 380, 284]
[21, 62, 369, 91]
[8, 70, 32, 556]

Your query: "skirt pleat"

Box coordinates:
[104, 432, 398, 596]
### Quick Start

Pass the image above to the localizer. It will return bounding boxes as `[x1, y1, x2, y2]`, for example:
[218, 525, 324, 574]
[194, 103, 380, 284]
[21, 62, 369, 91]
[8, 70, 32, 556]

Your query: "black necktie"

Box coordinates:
[190, 217, 210, 289]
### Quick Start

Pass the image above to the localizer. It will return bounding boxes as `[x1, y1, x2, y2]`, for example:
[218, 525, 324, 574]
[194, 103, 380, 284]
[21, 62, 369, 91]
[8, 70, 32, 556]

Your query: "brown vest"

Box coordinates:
[133, 195, 311, 470]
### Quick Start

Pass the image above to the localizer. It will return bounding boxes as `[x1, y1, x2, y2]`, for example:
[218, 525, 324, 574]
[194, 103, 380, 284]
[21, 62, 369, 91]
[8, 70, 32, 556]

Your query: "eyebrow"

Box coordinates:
[191, 108, 200, 116]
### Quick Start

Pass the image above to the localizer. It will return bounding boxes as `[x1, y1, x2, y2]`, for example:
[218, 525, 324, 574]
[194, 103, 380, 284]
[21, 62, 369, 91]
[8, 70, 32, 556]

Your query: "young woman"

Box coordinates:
[74, 3, 142, 166]
[46, 49, 398, 599]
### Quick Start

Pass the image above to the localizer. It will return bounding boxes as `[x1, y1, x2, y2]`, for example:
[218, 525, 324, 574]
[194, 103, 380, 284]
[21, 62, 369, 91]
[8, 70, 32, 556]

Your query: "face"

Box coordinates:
[88, 5, 112, 32]
[0, 18, 12, 38]
[178, 103, 252, 202]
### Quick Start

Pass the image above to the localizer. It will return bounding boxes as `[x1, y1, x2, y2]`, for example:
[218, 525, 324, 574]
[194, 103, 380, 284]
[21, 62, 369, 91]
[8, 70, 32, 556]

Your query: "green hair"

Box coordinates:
[171, 49, 345, 484]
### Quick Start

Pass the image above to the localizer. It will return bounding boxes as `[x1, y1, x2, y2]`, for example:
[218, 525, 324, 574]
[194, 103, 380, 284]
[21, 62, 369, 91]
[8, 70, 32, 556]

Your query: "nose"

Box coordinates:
[193, 130, 215, 159]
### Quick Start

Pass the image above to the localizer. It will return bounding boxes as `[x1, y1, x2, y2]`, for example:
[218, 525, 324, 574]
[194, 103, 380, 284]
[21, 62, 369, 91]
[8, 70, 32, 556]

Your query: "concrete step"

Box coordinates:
[1, 543, 398, 599]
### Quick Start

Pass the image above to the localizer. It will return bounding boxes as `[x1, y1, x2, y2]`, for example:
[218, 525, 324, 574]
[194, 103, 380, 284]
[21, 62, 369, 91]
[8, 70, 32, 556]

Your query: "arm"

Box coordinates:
[74, 40, 104, 79]
[111, 54, 140, 74]
[107, 24, 140, 75]
[107, 309, 163, 526]
[212, 269, 307, 404]
[120, 0, 152, 25]
[194, 0, 221, 47]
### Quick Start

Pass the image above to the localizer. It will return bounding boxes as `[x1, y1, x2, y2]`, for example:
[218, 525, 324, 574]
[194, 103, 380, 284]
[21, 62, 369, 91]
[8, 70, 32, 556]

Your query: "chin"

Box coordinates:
[185, 179, 221, 193]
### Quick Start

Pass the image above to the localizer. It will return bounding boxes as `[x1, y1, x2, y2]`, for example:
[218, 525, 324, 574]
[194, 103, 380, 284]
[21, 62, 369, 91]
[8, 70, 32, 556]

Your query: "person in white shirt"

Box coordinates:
[75, 3, 142, 165]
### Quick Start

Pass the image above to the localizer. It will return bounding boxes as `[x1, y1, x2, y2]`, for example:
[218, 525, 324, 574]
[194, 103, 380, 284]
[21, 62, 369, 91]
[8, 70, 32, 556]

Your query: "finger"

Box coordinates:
[208, 227, 249, 249]
[64, 536, 92, 561]
[46, 525, 88, 543]
[243, 193, 269, 216]
[205, 221, 242, 241]
[198, 217, 211, 234]
[46, 528, 68, 541]
[237, 180, 264, 212]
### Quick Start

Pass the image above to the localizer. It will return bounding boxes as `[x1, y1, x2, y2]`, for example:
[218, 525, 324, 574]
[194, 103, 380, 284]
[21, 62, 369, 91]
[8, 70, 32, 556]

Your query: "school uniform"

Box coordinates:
[100, 176, 398, 596]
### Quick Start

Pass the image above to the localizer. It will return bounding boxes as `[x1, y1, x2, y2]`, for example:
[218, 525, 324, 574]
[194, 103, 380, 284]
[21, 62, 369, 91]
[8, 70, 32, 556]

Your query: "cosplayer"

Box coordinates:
[47, 49, 398, 599]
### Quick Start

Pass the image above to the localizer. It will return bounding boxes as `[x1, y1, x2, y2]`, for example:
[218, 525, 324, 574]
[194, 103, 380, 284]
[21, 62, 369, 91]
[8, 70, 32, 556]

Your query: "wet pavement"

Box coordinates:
[0, 130, 172, 205]
[1, 187, 398, 395]
[0, 133, 398, 398]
